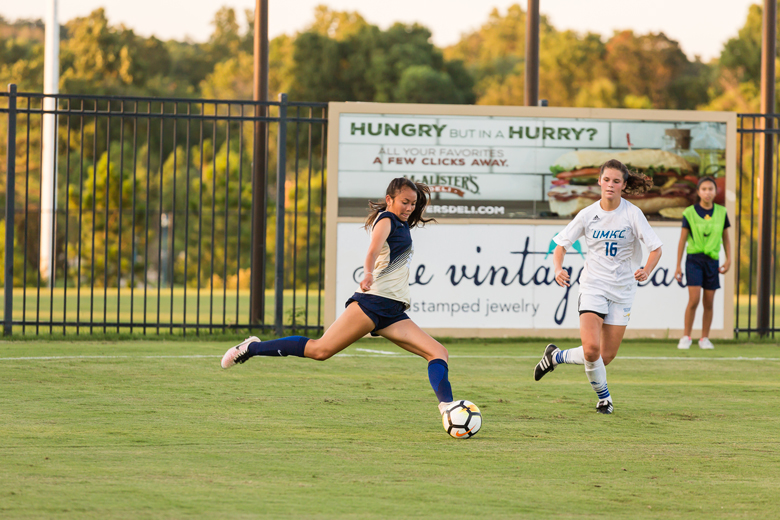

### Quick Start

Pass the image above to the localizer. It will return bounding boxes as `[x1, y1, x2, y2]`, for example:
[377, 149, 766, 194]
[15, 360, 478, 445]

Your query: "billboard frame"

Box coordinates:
[325, 102, 737, 339]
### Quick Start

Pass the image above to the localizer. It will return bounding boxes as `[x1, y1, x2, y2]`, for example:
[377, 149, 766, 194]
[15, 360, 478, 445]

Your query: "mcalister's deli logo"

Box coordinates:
[407, 174, 480, 197]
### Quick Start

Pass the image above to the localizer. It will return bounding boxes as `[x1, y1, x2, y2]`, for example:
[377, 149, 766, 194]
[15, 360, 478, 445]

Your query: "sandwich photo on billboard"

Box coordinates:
[547, 149, 698, 218]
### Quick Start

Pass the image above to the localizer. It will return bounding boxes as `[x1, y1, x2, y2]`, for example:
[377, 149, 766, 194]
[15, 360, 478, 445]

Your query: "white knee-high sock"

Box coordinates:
[584, 356, 611, 402]
[553, 346, 585, 366]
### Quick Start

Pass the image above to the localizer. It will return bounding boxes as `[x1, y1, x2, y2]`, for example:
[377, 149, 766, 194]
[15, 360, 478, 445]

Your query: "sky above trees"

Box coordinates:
[3, 0, 760, 62]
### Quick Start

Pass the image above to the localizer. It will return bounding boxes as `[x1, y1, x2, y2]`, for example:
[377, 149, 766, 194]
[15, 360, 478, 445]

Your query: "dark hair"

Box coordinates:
[364, 177, 436, 230]
[697, 176, 717, 191]
[599, 159, 654, 195]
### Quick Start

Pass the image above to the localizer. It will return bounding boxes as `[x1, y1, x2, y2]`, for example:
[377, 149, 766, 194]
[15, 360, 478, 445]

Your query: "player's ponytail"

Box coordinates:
[364, 177, 436, 230]
[600, 159, 653, 195]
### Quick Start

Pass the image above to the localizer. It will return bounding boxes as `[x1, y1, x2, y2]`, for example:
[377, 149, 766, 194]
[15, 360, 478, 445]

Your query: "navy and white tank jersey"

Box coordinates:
[360, 211, 413, 309]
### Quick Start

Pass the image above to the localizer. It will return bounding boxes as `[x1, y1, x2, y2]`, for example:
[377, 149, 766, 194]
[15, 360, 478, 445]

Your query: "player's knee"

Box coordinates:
[309, 350, 332, 361]
[602, 353, 616, 365]
[687, 297, 700, 308]
[582, 343, 600, 361]
[582, 339, 599, 350]
[305, 340, 333, 361]
[702, 300, 714, 311]
[436, 344, 449, 362]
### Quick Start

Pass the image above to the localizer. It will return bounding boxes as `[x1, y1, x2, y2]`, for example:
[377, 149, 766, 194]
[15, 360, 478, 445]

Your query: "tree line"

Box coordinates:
[0, 3, 773, 110]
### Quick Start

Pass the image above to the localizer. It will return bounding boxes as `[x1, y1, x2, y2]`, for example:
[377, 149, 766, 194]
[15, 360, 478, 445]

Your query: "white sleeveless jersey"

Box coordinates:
[553, 199, 663, 302]
[360, 212, 414, 308]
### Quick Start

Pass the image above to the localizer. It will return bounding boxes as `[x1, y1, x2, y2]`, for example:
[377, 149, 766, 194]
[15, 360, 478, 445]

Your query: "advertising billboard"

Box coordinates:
[326, 103, 737, 338]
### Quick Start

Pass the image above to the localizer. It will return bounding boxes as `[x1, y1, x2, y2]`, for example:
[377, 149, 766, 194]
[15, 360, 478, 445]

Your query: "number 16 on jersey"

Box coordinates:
[605, 242, 618, 256]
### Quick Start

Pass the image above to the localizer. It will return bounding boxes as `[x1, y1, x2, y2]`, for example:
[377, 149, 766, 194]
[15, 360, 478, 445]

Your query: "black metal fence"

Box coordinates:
[2, 86, 779, 338]
[735, 114, 780, 338]
[1, 86, 328, 336]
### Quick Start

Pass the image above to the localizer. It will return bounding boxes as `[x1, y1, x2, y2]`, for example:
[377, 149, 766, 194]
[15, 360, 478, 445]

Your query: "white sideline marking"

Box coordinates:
[354, 348, 400, 355]
[0, 354, 778, 362]
[0, 354, 220, 361]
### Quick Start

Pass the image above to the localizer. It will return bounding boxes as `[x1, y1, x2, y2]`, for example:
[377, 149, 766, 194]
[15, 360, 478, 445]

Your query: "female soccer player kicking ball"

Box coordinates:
[221, 178, 457, 420]
[534, 159, 663, 414]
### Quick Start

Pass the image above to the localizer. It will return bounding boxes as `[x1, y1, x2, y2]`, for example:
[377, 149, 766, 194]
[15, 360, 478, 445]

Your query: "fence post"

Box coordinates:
[4, 84, 17, 336]
[274, 93, 288, 336]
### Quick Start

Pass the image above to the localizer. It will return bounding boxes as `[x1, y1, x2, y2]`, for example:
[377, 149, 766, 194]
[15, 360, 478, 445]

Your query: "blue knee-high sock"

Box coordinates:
[247, 336, 308, 358]
[428, 359, 454, 403]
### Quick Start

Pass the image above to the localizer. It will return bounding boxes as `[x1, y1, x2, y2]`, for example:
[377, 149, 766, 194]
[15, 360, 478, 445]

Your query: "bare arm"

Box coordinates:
[360, 219, 391, 292]
[635, 247, 662, 282]
[553, 245, 570, 287]
[719, 228, 732, 274]
[674, 228, 689, 283]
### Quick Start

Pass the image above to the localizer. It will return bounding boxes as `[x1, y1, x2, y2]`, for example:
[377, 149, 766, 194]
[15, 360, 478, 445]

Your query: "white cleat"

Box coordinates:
[221, 336, 260, 369]
[677, 336, 692, 350]
[698, 337, 715, 350]
[438, 401, 453, 415]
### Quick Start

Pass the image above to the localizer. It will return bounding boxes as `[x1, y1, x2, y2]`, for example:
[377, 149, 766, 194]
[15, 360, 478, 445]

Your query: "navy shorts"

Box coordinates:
[685, 253, 720, 290]
[346, 293, 410, 336]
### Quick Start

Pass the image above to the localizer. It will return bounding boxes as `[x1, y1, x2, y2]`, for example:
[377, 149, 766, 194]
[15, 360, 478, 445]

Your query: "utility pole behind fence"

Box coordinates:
[524, 0, 540, 107]
[757, 0, 776, 336]
[4, 84, 17, 336]
[250, 0, 269, 327]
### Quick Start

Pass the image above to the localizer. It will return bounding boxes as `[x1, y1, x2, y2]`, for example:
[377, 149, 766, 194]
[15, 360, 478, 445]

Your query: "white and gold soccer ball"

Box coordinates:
[441, 400, 482, 439]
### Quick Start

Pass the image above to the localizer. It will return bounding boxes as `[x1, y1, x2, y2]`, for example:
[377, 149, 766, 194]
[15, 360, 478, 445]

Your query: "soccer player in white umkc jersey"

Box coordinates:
[534, 159, 663, 414]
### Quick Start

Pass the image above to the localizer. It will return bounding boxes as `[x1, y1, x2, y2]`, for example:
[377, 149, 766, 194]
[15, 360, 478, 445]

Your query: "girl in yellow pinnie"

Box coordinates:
[674, 176, 731, 350]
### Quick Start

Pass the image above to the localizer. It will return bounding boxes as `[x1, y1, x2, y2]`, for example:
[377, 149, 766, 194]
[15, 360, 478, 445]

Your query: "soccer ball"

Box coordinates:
[441, 400, 482, 439]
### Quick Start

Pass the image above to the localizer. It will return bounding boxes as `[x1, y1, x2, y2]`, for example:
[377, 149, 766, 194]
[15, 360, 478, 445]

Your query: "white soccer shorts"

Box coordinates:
[578, 293, 632, 326]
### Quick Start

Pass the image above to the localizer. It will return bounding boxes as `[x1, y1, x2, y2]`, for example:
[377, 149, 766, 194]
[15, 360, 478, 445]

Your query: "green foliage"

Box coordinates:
[396, 65, 460, 104]
[703, 2, 780, 112]
[0, 22, 44, 91]
[446, 4, 712, 109]
[602, 30, 710, 110]
[200, 52, 254, 100]
[720, 4, 764, 86]
[288, 11, 474, 104]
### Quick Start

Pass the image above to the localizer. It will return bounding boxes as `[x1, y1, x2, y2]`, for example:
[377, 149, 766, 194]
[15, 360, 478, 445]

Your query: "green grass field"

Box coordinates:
[1, 338, 778, 519]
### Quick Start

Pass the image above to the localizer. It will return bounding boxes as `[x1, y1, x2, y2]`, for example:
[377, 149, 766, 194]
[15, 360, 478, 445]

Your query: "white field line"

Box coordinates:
[0, 354, 778, 362]
[354, 348, 400, 355]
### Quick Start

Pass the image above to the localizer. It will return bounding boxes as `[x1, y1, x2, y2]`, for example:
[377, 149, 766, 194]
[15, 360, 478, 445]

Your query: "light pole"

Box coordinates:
[40, 0, 59, 286]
